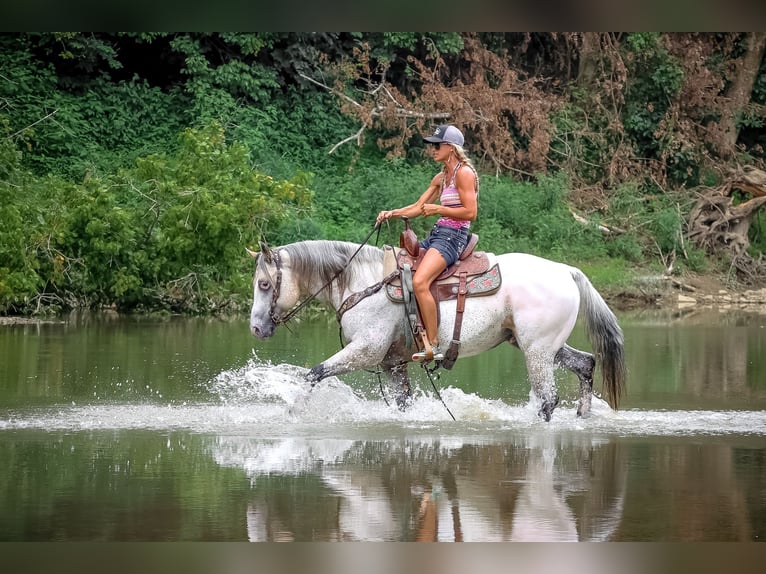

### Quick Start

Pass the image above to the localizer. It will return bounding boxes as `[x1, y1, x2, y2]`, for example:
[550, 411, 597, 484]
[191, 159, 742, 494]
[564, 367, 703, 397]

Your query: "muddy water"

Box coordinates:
[0, 309, 764, 541]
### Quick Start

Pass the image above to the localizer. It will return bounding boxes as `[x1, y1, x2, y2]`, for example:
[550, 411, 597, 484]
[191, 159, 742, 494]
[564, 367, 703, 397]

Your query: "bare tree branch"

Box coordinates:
[328, 125, 366, 155]
[299, 73, 362, 109]
[7, 109, 58, 140]
[301, 72, 449, 154]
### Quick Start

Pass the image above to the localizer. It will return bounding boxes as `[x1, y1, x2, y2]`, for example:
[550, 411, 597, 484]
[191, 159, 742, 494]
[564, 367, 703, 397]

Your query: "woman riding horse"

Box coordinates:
[376, 125, 479, 363]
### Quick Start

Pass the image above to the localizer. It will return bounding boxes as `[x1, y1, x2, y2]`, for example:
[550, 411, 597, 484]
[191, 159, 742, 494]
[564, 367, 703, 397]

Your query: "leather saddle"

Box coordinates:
[383, 218, 502, 369]
[390, 217, 495, 301]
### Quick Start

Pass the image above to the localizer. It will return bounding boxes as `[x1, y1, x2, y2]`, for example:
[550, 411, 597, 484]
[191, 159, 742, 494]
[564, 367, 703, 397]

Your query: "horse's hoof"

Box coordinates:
[576, 394, 592, 418]
[576, 405, 592, 418]
[538, 396, 560, 422]
[395, 391, 412, 411]
[306, 364, 324, 385]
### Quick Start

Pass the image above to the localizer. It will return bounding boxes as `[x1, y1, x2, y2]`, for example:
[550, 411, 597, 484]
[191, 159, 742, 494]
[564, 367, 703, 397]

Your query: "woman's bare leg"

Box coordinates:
[412, 247, 447, 345]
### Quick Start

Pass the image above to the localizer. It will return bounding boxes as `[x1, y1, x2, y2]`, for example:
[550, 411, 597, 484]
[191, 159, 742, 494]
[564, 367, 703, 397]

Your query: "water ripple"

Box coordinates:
[1, 359, 764, 437]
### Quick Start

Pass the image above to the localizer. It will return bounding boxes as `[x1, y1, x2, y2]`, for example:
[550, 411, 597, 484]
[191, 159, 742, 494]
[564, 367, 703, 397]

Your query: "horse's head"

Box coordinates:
[248, 241, 301, 339]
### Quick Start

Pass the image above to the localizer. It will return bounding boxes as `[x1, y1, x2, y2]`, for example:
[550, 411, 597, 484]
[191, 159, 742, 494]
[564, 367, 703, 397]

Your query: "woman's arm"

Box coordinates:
[376, 173, 442, 224]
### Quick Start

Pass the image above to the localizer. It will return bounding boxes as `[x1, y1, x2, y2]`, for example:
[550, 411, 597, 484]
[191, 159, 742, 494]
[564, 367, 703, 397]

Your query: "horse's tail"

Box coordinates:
[570, 268, 626, 409]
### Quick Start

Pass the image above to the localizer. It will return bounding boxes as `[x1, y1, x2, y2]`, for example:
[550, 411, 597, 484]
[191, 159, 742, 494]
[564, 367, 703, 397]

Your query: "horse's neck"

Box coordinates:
[306, 259, 382, 310]
[310, 279, 343, 310]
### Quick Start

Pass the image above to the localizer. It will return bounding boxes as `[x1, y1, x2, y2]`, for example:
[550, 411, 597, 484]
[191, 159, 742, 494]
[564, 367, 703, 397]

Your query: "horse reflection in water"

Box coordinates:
[212, 436, 627, 542]
[249, 240, 626, 420]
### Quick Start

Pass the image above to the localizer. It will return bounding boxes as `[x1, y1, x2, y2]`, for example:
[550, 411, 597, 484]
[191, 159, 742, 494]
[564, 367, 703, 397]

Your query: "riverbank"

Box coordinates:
[3, 274, 766, 326]
[610, 272, 766, 315]
[0, 316, 63, 325]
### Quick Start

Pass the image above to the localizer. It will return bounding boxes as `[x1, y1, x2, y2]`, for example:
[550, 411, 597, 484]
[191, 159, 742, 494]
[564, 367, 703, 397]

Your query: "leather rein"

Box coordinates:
[264, 225, 383, 327]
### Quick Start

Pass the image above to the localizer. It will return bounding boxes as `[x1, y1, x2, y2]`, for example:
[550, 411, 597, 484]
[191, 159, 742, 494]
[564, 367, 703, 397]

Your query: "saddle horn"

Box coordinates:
[399, 216, 420, 258]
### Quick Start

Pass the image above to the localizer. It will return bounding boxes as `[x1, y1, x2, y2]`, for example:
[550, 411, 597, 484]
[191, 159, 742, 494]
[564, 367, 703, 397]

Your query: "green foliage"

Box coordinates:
[476, 173, 607, 260]
[169, 34, 279, 103]
[749, 211, 766, 255]
[752, 52, 766, 106]
[576, 259, 635, 290]
[45, 32, 123, 73]
[0, 181, 37, 310]
[380, 33, 464, 56]
[623, 33, 695, 186]
[309, 155, 438, 244]
[118, 122, 313, 309]
[244, 87, 360, 171]
[343, 32, 464, 63]
[607, 183, 706, 273]
[0, 32, 761, 315]
[0, 122, 313, 314]
[0, 123, 40, 310]
[40, 79, 188, 179]
[0, 35, 189, 179]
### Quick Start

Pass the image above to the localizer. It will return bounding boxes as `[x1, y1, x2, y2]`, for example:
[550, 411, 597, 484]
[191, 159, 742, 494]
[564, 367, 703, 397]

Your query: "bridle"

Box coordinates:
[258, 224, 383, 327]
[264, 248, 284, 325]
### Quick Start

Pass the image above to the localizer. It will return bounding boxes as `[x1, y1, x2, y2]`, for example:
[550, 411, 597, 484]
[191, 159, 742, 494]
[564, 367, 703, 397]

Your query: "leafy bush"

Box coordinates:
[0, 36, 190, 180]
[1, 32, 759, 315]
[1, 122, 314, 314]
[476, 172, 607, 259]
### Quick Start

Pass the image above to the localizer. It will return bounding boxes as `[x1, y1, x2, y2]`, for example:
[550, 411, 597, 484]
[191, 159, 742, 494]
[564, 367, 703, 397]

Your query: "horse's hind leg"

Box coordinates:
[523, 349, 559, 422]
[554, 344, 595, 417]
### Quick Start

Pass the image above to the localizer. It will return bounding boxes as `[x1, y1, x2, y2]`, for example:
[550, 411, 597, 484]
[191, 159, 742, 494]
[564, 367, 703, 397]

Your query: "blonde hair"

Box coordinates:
[444, 144, 480, 194]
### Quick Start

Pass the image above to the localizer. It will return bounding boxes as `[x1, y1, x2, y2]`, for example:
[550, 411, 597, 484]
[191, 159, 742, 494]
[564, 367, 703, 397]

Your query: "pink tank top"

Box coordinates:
[437, 162, 476, 230]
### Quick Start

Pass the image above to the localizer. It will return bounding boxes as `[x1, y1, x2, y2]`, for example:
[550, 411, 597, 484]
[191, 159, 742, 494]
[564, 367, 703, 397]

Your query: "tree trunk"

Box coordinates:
[730, 165, 766, 198]
[719, 32, 766, 157]
[577, 33, 602, 88]
[687, 167, 766, 284]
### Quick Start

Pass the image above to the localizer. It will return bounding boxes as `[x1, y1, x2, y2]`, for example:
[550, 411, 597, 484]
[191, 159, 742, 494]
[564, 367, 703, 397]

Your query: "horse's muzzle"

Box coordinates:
[250, 323, 274, 339]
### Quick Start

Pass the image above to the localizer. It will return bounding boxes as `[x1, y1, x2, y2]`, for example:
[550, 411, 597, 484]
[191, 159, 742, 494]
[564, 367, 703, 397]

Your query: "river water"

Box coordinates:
[0, 308, 764, 541]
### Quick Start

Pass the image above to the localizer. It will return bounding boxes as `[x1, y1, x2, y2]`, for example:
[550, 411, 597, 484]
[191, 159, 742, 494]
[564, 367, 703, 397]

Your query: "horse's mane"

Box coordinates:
[279, 240, 384, 293]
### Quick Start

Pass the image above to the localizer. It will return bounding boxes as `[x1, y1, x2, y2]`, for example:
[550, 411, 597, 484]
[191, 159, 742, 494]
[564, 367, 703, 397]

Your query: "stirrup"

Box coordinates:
[412, 344, 444, 363]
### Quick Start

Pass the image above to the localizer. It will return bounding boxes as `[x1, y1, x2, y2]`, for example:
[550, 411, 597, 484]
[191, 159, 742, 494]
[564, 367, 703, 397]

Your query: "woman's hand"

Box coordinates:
[376, 210, 394, 224]
[421, 203, 441, 217]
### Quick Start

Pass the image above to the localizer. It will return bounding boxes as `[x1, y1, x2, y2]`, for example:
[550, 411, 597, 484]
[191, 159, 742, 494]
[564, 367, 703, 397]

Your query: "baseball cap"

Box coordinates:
[423, 124, 464, 147]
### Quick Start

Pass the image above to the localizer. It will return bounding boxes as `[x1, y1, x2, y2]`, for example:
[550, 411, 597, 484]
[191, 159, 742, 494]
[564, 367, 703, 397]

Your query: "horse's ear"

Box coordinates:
[259, 240, 273, 264]
[245, 247, 259, 259]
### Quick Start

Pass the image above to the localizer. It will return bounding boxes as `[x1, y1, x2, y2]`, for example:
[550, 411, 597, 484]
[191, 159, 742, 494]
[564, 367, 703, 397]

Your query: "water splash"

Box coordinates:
[1, 356, 765, 437]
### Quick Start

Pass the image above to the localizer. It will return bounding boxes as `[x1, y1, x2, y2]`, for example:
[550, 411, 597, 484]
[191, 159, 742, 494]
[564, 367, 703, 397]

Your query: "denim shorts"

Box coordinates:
[419, 224, 470, 267]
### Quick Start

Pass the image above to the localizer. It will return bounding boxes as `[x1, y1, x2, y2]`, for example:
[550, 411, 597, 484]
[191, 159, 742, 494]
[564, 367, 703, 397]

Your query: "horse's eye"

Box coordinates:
[258, 280, 271, 291]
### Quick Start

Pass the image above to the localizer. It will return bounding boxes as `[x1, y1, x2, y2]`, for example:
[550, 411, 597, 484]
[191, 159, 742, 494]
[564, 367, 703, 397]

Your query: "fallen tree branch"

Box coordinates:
[729, 165, 766, 198]
[669, 277, 697, 292]
[687, 171, 766, 285]
[569, 209, 626, 235]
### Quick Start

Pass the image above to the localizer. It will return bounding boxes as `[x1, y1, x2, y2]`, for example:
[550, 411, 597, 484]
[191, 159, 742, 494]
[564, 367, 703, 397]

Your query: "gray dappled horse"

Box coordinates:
[248, 239, 625, 421]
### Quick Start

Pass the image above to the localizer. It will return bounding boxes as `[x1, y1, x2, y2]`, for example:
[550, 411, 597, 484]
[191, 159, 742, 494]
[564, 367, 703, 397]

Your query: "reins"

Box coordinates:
[270, 223, 382, 327]
[422, 363, 456, 421]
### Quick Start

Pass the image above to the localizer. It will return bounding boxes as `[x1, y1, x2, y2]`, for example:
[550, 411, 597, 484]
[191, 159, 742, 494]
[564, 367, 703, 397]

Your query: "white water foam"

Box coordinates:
[1, 357, 765, 437]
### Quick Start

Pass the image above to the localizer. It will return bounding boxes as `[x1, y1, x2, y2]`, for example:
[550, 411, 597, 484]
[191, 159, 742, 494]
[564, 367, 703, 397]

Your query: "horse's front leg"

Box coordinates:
[306, 338, 389, 385]
[381, 362, 411, 411]
[306, 330, 413, 407]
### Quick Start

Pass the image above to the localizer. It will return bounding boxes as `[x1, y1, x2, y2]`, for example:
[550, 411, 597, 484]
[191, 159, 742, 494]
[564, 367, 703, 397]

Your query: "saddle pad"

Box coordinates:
[385, 263, 501, 303]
